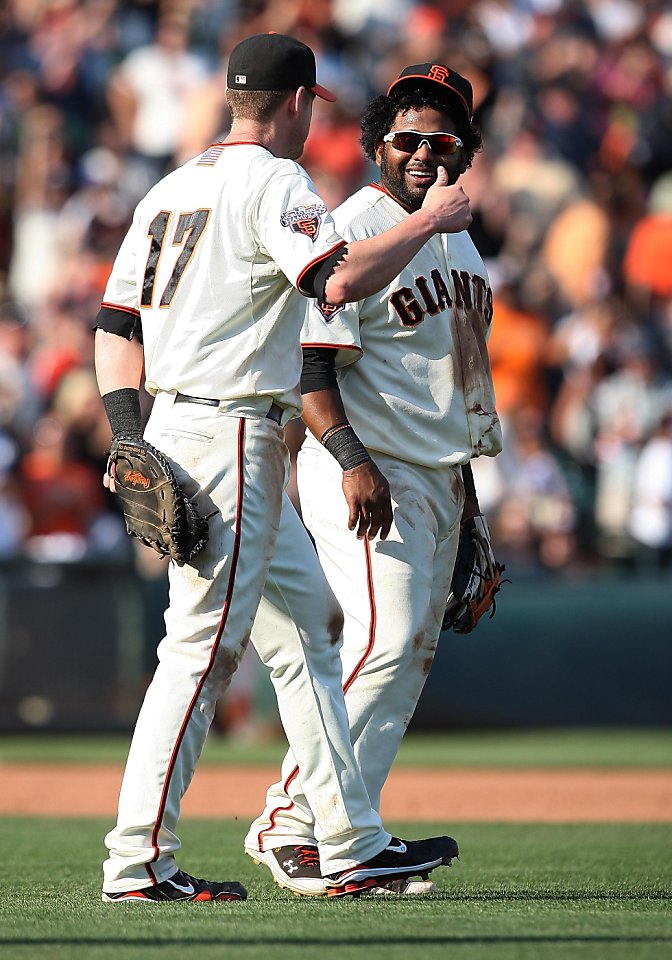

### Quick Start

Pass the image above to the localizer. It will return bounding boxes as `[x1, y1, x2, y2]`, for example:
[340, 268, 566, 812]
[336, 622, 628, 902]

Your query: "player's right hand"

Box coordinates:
[421, 169, 472, 234]
[342, 460, 393, 541]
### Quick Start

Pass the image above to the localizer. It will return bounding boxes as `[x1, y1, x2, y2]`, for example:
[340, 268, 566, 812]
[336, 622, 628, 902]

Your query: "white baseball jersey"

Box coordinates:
[101, 145, 397, 892]
[100, 141, 345, 418]
[301, 183, 502, 466]
[249, 183, 503, 864]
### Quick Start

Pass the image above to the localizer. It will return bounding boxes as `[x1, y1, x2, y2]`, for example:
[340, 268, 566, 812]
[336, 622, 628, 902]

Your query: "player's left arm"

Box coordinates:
[301, 348, 393, 542]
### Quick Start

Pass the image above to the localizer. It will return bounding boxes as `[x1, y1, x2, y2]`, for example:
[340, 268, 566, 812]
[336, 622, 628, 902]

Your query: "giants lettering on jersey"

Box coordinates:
[390, 268, 493, 328]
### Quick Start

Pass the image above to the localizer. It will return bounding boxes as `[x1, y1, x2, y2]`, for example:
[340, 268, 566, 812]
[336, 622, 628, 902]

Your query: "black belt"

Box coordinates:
[174, 393, 283, 424]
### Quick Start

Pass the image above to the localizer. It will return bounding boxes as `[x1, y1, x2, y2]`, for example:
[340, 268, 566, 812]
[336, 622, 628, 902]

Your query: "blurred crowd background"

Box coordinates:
[1, 0, 672, 583]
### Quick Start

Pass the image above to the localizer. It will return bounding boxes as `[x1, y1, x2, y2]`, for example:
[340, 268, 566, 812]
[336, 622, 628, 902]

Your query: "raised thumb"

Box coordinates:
[435, 165, 449, 184]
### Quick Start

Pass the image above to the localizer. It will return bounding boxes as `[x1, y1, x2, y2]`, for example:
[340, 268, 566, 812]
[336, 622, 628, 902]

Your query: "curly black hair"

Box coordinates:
[360, 88, 483, 172]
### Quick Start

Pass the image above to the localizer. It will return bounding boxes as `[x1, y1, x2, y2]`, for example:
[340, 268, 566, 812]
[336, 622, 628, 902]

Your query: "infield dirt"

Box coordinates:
[2, 764, 671, 821]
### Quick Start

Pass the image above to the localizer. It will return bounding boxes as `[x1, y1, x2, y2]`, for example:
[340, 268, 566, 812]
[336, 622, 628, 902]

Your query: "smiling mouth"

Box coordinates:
[406, 168, 436, 186]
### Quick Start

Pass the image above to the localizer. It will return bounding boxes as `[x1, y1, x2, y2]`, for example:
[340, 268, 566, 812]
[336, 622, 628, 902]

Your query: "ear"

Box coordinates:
[282, 88, 300, 118]
[291, 86, 310, 114]
[375, 140, 384, 167]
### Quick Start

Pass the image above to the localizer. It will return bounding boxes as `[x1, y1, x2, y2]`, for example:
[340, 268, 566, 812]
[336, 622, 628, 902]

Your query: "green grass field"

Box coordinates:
[0, 819, 670, 960]
[3, 726, 672, 767]
[1, 730, 670, 959]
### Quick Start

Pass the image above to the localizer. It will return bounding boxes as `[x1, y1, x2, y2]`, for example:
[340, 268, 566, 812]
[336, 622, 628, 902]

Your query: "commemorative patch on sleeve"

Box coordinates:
[280, 203, 328, 241]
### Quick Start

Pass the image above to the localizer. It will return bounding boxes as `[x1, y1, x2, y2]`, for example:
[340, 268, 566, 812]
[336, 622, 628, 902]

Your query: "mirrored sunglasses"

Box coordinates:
[383, 130, 463, 155]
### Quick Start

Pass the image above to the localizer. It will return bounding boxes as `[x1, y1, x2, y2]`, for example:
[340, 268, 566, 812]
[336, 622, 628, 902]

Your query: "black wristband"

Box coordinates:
[102, 388, 142, 438]
[321, 423, 372, 471]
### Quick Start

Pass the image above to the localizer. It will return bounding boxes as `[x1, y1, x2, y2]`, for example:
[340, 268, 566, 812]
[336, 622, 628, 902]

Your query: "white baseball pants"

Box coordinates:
[246, 443, 464, 851]
[102, 395, 389, 893]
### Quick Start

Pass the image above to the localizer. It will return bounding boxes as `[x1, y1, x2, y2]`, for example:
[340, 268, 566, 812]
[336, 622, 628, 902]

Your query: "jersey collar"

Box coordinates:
[369, 181, 416, 215]
[215, 139, 267, 148]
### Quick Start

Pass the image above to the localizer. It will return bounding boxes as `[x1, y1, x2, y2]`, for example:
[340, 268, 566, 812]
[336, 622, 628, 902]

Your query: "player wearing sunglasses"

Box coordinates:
[382, 130, 463, 154]
[246, 63, 502, 897]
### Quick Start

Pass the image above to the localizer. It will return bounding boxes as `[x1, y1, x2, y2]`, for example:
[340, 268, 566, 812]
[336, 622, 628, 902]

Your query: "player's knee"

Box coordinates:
[373, 625, 437, 679]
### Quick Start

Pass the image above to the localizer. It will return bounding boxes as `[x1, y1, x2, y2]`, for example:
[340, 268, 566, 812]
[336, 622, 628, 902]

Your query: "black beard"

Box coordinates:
[380, 152, 427, 211]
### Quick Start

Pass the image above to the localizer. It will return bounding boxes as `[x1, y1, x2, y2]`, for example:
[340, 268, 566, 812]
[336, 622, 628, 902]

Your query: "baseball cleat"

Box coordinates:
[245, 842, 443, 897]
[244, 843, 326, 896]
[324, 836, 458, 898]
[101, 868, 247, 903]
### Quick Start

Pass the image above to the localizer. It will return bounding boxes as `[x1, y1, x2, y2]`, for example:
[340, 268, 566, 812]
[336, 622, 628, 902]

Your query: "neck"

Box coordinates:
[226, 120, 285, 157]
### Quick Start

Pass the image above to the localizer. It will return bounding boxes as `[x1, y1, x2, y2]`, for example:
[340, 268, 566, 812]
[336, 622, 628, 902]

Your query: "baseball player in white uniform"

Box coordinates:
[246, 62, 502, 896]
[94, 36, 473, 902]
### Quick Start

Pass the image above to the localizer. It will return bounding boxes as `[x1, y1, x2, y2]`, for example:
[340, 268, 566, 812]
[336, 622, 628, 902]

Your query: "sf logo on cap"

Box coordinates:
[428, 65, 450, 84]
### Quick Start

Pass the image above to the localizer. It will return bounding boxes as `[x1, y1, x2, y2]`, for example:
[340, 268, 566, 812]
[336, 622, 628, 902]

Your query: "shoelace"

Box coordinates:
[295, 846, 320, 868]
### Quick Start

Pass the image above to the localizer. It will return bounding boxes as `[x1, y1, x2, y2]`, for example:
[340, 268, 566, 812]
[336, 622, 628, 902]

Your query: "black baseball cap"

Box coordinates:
[387, 63, 473, 122]
[227, 33, 336, 102]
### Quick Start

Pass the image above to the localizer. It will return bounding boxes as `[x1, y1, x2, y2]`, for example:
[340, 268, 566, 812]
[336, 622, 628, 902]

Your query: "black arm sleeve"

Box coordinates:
[301, 347, 338, 394]
[300, 247, 348, 300]
[94, 305, 143, 343]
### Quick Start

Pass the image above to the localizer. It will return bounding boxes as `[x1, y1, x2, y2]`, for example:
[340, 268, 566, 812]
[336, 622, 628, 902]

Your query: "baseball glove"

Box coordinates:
[442, 514, 505, 634]
[108, 437, 209, 563]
